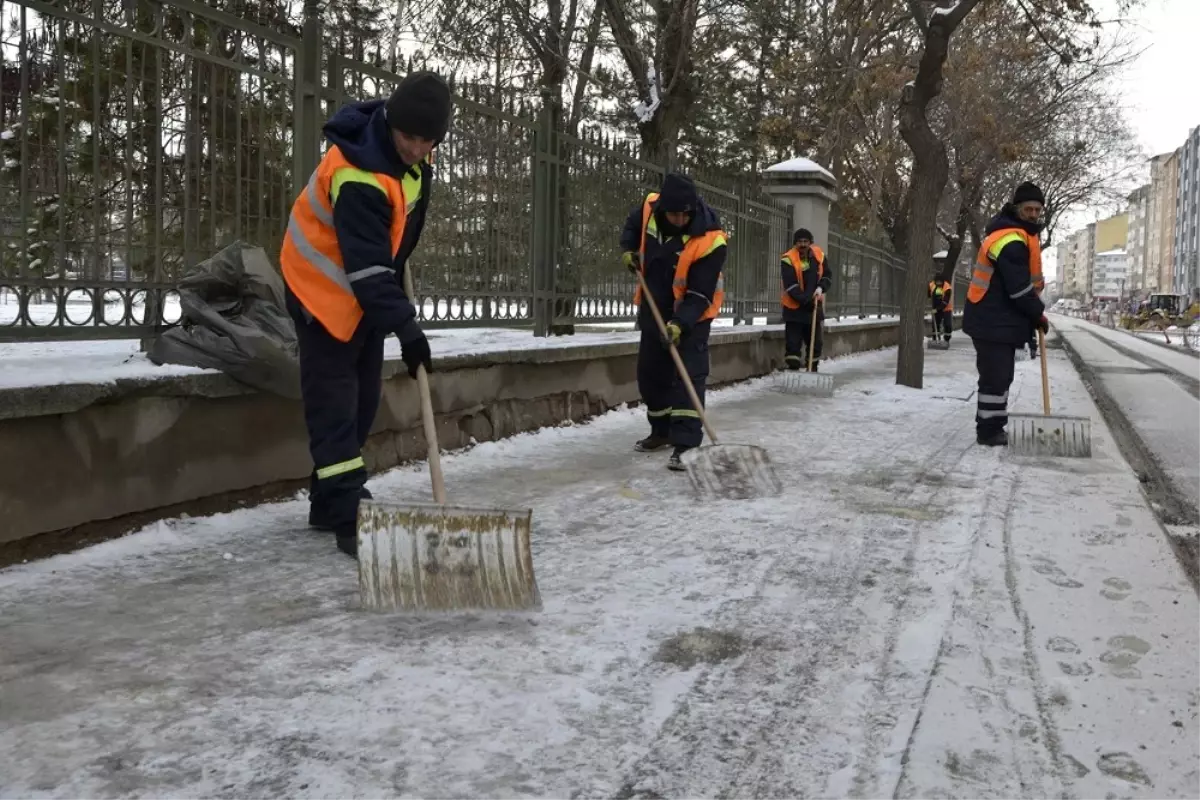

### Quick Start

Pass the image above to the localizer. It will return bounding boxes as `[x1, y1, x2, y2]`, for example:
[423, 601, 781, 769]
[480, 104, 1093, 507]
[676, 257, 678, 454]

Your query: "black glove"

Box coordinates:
[400, 333, 432, 379]
[622, 251, 641, 276]
[1035, 315, 1049, 334]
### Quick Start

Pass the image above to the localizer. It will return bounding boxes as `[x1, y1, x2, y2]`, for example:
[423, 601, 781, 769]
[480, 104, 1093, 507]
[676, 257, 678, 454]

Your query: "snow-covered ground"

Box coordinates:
[2, 335, 1195, 798]
[0, 300, 902, 391]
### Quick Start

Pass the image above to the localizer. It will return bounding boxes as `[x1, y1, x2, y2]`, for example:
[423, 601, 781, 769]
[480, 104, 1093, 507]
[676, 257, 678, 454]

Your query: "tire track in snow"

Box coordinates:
[1001, 471, 1073, 799]
[837, 425, 995, 800]
[892, 469, 1065, 799]
[610, 393, 989, 799]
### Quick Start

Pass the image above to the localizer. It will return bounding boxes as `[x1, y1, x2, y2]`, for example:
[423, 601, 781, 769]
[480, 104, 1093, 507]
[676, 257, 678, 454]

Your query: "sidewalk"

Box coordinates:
[1, 335, 1195, 799]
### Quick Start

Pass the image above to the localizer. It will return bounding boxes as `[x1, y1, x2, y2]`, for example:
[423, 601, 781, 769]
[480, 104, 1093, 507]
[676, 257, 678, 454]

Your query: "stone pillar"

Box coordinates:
[762, 158, 838, 323]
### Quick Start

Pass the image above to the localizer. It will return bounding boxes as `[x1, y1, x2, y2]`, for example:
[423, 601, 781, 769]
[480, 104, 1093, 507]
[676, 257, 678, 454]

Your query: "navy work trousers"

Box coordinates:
[637, 306, 711, 449]
[784, 312, 824, 369]
[286, 287, 387, 532]
[973, 337, 1018, 436]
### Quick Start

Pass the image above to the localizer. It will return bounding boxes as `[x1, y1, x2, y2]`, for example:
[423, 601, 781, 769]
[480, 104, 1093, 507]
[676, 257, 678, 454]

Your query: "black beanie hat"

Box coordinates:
[793, 228, 814, 243]
[385, 71, 453, 142]
[1012, 181, 1045, 206]
[657, 172, 699, 212]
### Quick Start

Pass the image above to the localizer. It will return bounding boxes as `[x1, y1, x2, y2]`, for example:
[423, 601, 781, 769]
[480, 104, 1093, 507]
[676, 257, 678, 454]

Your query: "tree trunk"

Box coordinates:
[895, 129, 947, 389]
[895, 0, 981, 389]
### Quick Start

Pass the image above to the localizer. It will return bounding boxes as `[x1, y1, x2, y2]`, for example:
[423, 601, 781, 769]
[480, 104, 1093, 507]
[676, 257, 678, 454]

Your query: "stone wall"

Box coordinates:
[0, 321, 909, 563]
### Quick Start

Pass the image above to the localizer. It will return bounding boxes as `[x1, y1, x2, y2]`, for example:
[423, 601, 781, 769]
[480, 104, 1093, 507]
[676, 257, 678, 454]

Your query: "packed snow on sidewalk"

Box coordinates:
[1, 339, 1195, 799]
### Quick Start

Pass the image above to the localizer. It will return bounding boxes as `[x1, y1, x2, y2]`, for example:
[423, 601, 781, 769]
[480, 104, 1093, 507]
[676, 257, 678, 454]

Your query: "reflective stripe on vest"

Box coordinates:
[281, 146, 425, 342]
[780, 244, 826, 310]
[632, 192, 727, 321]
[968, 228, 1042, 304]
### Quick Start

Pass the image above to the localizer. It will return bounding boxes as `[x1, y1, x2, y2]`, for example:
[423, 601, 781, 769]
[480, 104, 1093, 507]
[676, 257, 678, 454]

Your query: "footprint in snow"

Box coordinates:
[1099, 635, 1151, 679]
[1097, 752, 1153, 786]
[1101, 577, 1132, 600]
[1028, 556, 1084, 588]
[1046, 636, 1080, 654]
[1057, 661, 1094, 677]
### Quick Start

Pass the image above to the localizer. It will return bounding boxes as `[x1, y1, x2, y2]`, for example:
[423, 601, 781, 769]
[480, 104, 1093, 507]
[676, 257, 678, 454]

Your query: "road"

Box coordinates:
[1052, 314, 1200, 527]
[2, 340, 1197, 799]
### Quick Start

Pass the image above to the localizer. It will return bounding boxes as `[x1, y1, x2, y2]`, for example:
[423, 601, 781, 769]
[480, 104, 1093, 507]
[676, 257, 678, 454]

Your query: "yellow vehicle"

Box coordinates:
[1124, 293, 1196, 331]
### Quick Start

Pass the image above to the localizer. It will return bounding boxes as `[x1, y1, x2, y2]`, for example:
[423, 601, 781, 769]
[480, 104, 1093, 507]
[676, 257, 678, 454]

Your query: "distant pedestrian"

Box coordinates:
[780, 228, 834, 371]
[962, 182, 1049, 447]
[928, 276, 954, 343]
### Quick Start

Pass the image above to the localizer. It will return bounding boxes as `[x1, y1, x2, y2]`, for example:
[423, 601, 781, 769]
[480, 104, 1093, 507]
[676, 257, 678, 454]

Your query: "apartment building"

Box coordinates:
[1174, 125, 1199, 296]
[1055, 240, 1072, 296]
[1155, 150, 1181, 291]
[1126, 185, 1150, 292]
[1070, 224, 1095, 300]
[1092, 249, 1129, 302]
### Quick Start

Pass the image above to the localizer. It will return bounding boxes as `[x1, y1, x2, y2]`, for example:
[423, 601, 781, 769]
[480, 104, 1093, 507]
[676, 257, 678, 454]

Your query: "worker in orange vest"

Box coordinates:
[928, 276, 954, 343]
[620, 173, 728, 471]
[780, 228, 833, 370]
[962, 181, 1049, 447]
[279, 72, 450, 557]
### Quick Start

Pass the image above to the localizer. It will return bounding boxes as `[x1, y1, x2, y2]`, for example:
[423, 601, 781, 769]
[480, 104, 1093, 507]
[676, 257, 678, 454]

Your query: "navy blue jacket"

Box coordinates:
[962, 209, 1045, 345]
[780, 249, 834, 323]
[620, 196, 727, 330]
[321, 100, 431, 343]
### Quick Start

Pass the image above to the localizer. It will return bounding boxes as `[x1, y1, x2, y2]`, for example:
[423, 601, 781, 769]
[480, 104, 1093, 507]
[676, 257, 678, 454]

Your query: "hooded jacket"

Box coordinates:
[963, 208, 1046, 345]
[619, 195, 727, 330]
[316, 100, 433, 342]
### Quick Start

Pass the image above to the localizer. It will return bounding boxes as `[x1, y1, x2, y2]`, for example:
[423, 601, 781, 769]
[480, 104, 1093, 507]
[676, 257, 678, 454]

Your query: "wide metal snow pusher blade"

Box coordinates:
[357, 500, 541, 612]
[1007, 329, 1093, 458]
[777, 370, 835, 397]
[681, 444, 783, 501]
[926, 336, 950, 351]
[1007, 413, 1093, 458]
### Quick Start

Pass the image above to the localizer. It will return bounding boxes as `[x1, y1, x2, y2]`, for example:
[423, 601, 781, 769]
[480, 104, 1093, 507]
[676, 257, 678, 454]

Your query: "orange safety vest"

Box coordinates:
[280, 146, 409, 343]
[928, 279, 953, 312]
[632, 192, 727, 321]
[780, 245, 826, 309]
[968, 228, 1043, 304]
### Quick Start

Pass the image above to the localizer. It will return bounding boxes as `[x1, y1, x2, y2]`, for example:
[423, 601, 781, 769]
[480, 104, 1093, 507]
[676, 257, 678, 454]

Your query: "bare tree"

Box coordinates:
[894, 0, 983, 389]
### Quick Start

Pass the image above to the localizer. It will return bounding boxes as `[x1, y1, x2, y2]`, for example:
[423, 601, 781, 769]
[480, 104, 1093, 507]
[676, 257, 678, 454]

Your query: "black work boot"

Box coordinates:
[809, 360, 820, 373]
[667, 445, 691, 471]
[977, 429, 1009, 447]
[309, 486, 373, 531]
[334, 523, 358, 558]
[635, 434, 670, 452]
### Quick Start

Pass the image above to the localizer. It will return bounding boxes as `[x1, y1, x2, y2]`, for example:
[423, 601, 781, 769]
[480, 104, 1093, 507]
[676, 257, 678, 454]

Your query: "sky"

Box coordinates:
[1114, 0, 1199, 158]
[1044, 0, 1199, 281]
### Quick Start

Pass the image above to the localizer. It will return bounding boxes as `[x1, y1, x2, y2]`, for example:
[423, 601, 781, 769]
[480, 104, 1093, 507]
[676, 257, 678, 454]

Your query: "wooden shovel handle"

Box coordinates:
[402, 265, 448, 504]
[633, 268, 720, 445]
[1038, 328, 1050, 416]
[808, 294, 822, 371]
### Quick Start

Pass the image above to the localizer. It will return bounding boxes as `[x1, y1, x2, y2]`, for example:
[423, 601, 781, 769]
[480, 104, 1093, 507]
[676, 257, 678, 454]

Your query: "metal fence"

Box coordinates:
[0, 0, 918, 342]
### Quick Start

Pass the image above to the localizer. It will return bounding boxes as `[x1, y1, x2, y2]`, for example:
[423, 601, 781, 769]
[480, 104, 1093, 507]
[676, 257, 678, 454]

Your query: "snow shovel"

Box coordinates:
[927, 316, 950, 350]
[356, 269, 541, 612]
[634, 269, 782, 501]
[780, 298, 835, 396]
[1009, 329, 1092, 458]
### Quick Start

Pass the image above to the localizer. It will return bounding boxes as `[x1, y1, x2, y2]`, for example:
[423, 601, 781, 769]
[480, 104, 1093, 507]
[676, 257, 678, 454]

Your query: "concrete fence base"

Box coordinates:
[0, 321, 914, 563]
